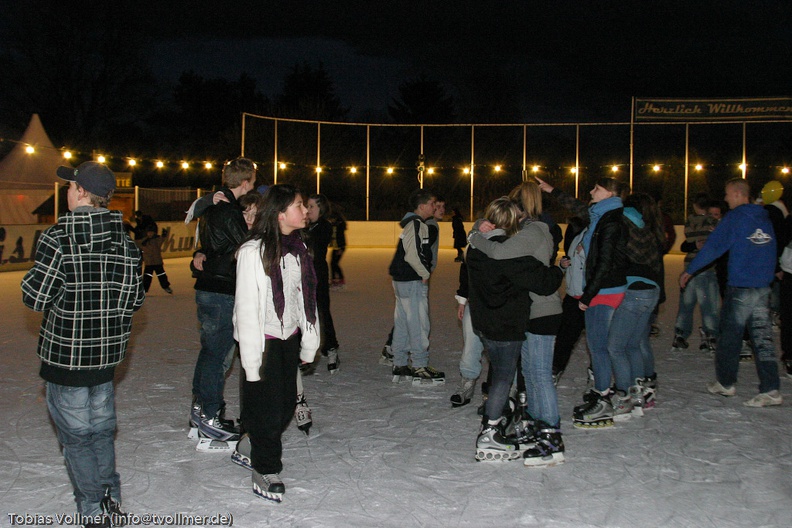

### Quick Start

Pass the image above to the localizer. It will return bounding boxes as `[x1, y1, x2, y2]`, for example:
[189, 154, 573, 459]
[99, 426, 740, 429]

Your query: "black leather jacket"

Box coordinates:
[580, 207, 627, 306]
[193, 189, 248, 295]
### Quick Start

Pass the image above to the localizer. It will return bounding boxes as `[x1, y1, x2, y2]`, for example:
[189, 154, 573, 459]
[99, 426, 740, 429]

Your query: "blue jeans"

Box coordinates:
[459, 304, 485, 380]
[46, 382, 120, 518]
[193, 290, 236, 417]
[522, 333, 560, 426]
[716, 287, 780, 393]
[479, 337, 522, 422]
[585, 304, 616, 392]
[674, 268, 720, 338]
[608, 286, 660, 391]
[391, 281, 430, 368]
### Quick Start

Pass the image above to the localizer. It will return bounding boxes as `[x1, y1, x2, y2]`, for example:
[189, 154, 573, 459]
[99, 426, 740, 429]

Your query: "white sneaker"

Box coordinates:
[743, 390, 782, 407]
[707, 380, 736, 397]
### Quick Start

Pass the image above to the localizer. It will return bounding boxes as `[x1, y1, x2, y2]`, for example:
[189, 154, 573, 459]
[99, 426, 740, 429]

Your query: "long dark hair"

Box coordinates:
[247, 184, 303, 276]
[625, 192, 665, 248]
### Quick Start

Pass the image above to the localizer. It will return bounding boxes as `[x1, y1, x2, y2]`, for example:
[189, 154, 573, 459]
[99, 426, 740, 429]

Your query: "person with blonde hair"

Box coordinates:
[468, 182, 566, 467]
[466, 196, 563, 462]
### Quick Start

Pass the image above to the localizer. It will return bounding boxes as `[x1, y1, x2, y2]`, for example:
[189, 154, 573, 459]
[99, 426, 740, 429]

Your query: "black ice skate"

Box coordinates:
[295, 393, 312, 435]
[252, 471, 285, 503]
[391, 365, 413, 383]
[412, 366, 445, 386]
[326, 347, 340, 374]
[100, 485, 128, 527]
[670, 332, 689, 352]
[380, 345, 394, 366]
[523, 422, 565, 468]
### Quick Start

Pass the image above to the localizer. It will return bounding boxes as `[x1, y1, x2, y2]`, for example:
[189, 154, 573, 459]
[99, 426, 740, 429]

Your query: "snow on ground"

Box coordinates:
[1, 249, 791, 528]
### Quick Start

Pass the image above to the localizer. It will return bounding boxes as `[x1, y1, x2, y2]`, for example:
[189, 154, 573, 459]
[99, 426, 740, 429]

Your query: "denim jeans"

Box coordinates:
[608, 286, 660, 391]
[716, 286, 780, 393]
[193, 290, 236, 417]
[674, 268, 720, 338]
[391, 280, 430, 368]
[46, 381, 120, 518]
[479, 337, 522, 422]
[522, 332, 560, 426]
[585, 304, 616, 392]
[459, 304, 485, 380]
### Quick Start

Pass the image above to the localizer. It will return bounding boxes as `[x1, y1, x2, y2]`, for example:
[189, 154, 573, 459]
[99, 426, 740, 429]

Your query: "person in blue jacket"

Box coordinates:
[680, 178, 781, 407]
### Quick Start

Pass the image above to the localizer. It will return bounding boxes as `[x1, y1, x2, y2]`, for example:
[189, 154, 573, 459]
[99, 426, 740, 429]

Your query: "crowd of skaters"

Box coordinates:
[19, 155, 792, 524]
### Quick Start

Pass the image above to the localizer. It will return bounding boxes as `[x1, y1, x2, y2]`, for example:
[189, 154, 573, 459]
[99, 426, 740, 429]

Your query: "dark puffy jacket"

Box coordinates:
[193, 189, 248, 295]
[580, 207, 627, 306]
[467, 234, 563, 341]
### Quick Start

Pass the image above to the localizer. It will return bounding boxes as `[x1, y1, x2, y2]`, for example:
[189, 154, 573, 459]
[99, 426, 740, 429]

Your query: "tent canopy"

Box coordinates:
[0, 114, 70, 224]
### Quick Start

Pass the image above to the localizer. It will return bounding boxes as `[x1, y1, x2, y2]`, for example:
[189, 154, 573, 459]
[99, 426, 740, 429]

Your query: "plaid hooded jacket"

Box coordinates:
[22, 208, 145, 375]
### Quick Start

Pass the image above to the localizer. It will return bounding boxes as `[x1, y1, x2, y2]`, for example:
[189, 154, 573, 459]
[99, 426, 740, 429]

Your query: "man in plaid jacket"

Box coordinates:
[22, 161, 144, 528]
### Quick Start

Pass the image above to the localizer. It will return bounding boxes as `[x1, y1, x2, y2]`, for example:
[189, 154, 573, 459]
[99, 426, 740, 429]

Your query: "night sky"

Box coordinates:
[136, 0, 792, 121]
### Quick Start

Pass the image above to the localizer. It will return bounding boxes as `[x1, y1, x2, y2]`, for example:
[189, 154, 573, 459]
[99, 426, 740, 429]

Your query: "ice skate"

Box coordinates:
[475, 418, 522, 462]
[380, 345, 394, 366]
[231, 434, 252, 470]
[189, 397, 202, 428]
[252, 470, 285, 503]
[195, 408, 240, 450]
[523, 422, 565, 468]
[611, 389, 638, 422]
[626, 385, 646, 417]
[512, 417, 537, 450]
[637, 374, 658, 409]
[670, 333, 689, 352]
[412, 366, 445, 385]
[391, 365, 413, 383]
[699, 327, 716, 355]
[573, 388, 600, 414]
[295, 393, 312, 435]
[573, 389, 614, 428]
[450, 377, 476, 407]
[326, 347, 339, 374]
[99, 485, 127, 527]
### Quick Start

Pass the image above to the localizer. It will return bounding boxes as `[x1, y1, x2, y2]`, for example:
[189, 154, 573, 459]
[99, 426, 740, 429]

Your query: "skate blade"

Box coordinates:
[188, 427, 199, 440]
[195, 438, 238, 452]
[253, 484, 283, 503]
[475, 448, 522, 462]
[379, 357, 394, 366]
[450, 397, 471, 408]
[613, 413, 633, 423]
[412, 377, 446, 386]
[231, 452, 253, 471]
[572, 419, 614, 429]
[392, 375, 409, 383]
[524, 452, 565, 468]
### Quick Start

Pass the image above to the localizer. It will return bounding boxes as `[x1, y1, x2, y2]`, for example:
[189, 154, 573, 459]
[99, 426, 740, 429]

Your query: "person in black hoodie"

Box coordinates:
[467, 197, 563, 461]
[190, 157, 255, 441]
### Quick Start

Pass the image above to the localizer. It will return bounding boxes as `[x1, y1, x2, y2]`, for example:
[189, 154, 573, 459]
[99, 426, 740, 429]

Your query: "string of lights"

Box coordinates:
[3, 137, 791, 175]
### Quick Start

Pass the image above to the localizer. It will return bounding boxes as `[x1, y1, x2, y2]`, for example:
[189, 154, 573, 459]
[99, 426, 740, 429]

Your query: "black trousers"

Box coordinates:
[242, 333, 301, 475]
[552, 294, 587, 374]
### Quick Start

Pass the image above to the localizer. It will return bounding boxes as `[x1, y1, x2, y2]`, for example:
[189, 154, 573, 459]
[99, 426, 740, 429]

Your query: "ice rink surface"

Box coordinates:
[1, 249, 791, 528]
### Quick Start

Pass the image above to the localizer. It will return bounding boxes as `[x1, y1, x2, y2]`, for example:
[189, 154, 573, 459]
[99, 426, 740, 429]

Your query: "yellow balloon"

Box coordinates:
[762, 180, 784, 204]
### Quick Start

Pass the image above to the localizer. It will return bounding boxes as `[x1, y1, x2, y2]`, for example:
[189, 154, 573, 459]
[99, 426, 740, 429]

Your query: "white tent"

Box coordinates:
[0, 114, 69, 224]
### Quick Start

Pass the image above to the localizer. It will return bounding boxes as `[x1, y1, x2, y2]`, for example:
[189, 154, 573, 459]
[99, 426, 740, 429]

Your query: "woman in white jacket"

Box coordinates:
[233, 184, 320, 503]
